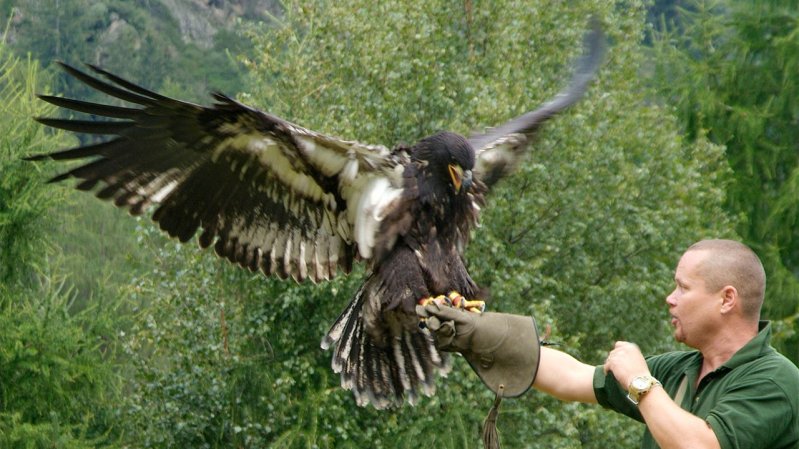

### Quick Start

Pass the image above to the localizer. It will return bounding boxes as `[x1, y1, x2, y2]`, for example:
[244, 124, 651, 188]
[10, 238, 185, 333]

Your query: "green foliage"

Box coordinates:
[649, 0, 799, 360]
[105, 1, 733, 448]
[0, 279, 125, 449]
[0, 38, 66, 287]
[2, 1, 744, 448]
[47, 196, 153, 304]
[0, 8, 150, 310]
[0, 31, 124, 449]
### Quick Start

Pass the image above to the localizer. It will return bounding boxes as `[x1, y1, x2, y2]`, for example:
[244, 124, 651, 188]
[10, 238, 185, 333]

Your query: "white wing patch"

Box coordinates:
[295, 133, 392, 185]
[352, 176, 403, 259]
[474, 133, 527, 179]
[207, 132, 339, 211]
[341, 157, 359, 183]
[140, 175, 179, 203]
[254, 138, 339, 209]
[295, 135, 351, 177]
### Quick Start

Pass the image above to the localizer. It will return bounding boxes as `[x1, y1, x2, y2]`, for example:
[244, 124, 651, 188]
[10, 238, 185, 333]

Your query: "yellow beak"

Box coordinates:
[448, 164, 464, 193]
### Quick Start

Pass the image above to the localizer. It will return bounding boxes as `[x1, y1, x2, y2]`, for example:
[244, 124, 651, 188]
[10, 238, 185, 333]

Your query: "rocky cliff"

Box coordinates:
[158, 0, 278, 49]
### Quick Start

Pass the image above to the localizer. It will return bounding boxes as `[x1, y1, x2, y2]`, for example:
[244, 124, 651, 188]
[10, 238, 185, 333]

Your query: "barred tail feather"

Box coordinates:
[321, 291, 451, 409]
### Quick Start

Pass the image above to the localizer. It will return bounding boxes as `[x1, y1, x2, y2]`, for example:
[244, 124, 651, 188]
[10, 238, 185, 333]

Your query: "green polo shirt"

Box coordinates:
[593, 322, 799, 449]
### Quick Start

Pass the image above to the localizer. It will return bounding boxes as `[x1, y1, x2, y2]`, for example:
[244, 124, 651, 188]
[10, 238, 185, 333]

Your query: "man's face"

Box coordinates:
[665, 250, 722, 347]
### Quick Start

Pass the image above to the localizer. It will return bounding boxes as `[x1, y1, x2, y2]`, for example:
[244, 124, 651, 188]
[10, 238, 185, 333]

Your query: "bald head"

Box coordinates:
[685, 239, 766, 320]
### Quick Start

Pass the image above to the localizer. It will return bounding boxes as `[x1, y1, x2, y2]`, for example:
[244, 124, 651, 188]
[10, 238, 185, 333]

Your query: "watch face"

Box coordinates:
[632, 377, 650, 390]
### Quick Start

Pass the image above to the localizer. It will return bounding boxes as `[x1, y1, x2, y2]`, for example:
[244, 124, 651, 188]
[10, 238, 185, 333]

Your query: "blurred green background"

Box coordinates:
[1, 0, 797, 447]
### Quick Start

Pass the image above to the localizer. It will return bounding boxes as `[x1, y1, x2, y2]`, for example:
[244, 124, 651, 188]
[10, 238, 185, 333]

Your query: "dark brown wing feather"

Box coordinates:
[29, 63, 402, 282]
[470, 19, 606, 188]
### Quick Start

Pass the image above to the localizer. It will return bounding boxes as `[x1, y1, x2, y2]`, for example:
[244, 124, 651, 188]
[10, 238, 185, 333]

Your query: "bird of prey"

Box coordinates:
[28, 22, 604, 408]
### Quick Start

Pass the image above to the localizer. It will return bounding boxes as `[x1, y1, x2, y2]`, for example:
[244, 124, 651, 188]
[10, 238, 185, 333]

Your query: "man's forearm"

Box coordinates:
[533, 347, 598, 404]
[638, 387, 721, 449]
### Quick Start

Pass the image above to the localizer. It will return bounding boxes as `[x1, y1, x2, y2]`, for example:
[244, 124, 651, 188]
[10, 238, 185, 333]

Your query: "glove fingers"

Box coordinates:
[415, 304, 431, 318]
[425, 316, 448, 333]
[430, 319, 456, 349]
[418, 314, 457, 349]
[416, 298, 474, 351]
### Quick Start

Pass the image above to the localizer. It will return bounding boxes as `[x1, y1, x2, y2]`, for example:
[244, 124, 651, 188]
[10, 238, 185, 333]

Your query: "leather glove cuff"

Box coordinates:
[463, 312, 541, 398]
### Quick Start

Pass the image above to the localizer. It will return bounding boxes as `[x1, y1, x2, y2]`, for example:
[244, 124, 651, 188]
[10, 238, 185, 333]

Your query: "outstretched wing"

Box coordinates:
[470, 19, 606, 188]
[29, 63, 405, 282]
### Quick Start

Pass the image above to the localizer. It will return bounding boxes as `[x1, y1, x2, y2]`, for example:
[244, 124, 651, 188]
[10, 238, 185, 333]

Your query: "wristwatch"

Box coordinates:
[626, 375, 661, 405]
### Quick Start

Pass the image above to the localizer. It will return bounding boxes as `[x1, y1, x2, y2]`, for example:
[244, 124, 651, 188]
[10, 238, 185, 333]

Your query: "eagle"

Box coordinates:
[28, 23, 604, 409]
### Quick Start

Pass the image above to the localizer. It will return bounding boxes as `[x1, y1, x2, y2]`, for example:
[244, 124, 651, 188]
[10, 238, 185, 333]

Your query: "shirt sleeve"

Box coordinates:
[592, 353, 687, 423]
[592, 365, 644, 422]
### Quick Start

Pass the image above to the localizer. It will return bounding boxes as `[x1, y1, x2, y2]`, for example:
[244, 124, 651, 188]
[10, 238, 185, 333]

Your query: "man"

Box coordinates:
[419, 239, 799, 449]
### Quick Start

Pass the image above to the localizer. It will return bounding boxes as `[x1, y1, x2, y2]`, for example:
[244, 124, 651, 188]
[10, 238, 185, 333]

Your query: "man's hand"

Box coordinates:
[603, 341, 650, 388]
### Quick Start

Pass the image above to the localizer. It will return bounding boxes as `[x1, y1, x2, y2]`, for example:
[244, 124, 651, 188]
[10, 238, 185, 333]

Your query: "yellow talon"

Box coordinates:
[418, 295, 450, 327]
[418, 291, 485, 314]
[447, 291, 465, 307]
[447, 291, 485, 314]
[463, 300, 485, 314]
[418, 294, 450, 307]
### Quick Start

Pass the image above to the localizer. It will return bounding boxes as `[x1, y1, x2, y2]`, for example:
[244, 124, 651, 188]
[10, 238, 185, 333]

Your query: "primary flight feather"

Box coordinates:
[28, 21, 604, 408]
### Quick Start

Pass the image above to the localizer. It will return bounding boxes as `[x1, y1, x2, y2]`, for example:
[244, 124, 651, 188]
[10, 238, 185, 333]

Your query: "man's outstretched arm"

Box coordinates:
[534, 346, 598, 404]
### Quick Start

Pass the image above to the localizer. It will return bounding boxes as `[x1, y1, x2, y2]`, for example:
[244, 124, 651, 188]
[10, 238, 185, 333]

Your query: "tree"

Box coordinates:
[5, 1, 740, 447]
[0, 32, 65, 288]
[649, 0, 799, 361]
[0, 32, 124, 449]
[114, 0, 734, 448]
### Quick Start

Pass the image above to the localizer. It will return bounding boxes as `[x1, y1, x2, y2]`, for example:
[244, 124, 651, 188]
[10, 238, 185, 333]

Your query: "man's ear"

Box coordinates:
[719, 285, 737, 314]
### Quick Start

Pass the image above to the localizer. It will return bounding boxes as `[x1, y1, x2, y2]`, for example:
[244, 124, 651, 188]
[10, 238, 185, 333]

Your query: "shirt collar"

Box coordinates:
[720, 320, 772, 371]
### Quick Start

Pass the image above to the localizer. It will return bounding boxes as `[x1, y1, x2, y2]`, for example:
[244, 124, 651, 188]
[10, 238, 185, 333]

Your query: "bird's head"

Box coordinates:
[413, 131, 475, 195]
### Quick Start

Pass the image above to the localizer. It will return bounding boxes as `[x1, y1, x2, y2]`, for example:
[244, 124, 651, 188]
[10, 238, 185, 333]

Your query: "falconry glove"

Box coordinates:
[418, 302, 541, 449]
[417, 302, 541, 397]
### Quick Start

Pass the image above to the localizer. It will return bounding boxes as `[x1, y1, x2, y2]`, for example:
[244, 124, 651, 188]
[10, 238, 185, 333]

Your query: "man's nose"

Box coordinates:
[666, 290, 677, 307]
